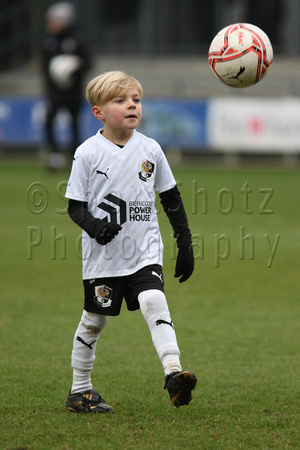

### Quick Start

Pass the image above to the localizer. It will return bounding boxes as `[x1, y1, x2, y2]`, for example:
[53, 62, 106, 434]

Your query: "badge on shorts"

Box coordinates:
[138, 160, 155, 182]
[94, 285, 113, 308]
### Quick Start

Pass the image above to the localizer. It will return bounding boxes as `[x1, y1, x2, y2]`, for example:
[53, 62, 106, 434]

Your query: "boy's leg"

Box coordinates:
[66, 310, 114, 412]
[138, 289, 197, 407]
[71, 310, 108, 393]
[138, 289, 181, 375]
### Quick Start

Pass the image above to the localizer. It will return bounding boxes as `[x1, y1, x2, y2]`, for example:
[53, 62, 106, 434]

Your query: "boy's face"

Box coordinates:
[93, 88, 142, 142]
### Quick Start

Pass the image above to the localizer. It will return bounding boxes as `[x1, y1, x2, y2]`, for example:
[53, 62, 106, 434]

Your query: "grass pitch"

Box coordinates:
[0, 161, 299, 449]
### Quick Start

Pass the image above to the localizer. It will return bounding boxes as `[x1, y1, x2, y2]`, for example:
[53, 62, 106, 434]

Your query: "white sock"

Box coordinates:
[72, 369, 92, 394]
[138, 289, 182, 376]
[71, 310, 108, 394]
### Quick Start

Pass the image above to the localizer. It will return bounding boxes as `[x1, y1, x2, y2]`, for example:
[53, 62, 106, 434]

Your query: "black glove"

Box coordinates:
[174, 244, 194, 283]
[94, 220, 122, 245]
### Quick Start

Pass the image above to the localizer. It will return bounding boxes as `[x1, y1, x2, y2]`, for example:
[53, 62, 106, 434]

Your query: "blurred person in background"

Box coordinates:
[42, 2, 92, 171]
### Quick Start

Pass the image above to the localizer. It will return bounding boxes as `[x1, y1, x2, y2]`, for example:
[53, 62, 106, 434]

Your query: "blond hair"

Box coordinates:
[86, 71, 143, 107]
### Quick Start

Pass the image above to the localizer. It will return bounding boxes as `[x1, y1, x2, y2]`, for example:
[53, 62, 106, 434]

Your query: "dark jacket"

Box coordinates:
[43, 26, 91, 103]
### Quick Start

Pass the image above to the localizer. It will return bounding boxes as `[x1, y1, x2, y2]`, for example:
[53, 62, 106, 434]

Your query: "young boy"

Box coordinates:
[65, 71, 197, 413]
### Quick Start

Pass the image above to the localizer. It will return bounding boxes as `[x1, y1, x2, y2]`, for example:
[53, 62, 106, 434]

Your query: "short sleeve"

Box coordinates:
[154, 146, 176, 194]
[65, 149, 90, 202]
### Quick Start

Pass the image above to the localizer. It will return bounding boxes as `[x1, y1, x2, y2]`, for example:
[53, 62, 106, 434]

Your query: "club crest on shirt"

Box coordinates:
[138, 160, 155, 182]
[94, 285, 113, 308]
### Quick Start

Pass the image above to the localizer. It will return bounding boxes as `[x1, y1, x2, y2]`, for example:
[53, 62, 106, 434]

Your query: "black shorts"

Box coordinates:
[83, 264, 164, 316]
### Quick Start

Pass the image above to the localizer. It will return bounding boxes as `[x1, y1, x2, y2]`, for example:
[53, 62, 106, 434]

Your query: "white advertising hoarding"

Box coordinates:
[208, 97, 300, 153]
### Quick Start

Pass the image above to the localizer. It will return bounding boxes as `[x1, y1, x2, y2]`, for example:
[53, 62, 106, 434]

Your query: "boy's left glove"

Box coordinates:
[174, 244, 194, 283]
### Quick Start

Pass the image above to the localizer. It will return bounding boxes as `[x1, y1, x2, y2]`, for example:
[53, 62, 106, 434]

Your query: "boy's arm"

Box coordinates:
[159, 186, 194, 283]
[68, 199, 121, 245]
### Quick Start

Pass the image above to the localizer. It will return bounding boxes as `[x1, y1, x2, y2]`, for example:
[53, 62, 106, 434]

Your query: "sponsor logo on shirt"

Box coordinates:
[98, 194, 126, 224]
[97, 193, 154, 224]
[129, 200, 153, 221]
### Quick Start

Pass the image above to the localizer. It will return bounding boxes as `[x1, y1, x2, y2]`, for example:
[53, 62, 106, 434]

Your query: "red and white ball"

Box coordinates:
[208, 23, 273, 88]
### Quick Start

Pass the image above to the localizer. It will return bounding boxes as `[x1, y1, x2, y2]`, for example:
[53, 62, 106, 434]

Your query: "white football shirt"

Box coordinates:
[65, 129, 176, 279]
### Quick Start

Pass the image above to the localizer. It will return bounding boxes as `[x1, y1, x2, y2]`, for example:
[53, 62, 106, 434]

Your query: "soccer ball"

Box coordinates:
[208, 23, 273, 88]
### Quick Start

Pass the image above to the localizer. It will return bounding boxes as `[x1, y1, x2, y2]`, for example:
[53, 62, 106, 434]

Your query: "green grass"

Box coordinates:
[1, 161, 299, 449]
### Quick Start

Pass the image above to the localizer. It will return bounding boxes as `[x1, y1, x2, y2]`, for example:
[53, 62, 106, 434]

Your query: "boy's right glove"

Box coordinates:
[94, 220, 122, 245]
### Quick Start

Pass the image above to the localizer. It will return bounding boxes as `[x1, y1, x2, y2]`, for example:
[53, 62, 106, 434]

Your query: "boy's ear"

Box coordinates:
[92, 106, 104, 121]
